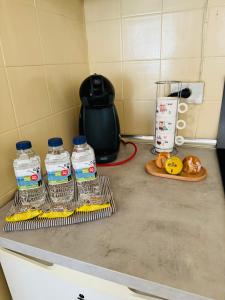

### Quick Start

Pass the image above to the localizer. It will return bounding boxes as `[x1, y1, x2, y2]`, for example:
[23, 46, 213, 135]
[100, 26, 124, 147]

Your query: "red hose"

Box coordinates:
[96, 141, 138, 167]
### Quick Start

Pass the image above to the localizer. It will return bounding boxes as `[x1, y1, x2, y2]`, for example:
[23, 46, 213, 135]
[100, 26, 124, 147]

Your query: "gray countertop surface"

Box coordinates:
[0, 144, 225, 300]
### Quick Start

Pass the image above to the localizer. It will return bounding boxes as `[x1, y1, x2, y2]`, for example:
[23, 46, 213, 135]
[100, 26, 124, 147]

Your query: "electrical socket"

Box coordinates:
[171, 82, 204, 104]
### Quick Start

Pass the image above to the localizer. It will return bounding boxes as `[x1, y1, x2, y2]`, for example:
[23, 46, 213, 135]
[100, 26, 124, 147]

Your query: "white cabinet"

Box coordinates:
[0, 247, 156, 300]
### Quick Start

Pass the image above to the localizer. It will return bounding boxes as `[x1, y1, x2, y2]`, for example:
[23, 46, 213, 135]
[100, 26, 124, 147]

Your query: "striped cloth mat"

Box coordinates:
[3, 176, 115, 232]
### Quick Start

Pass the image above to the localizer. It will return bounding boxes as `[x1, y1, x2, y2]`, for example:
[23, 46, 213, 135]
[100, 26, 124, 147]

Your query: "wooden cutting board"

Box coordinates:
[145, 160, 207, 182]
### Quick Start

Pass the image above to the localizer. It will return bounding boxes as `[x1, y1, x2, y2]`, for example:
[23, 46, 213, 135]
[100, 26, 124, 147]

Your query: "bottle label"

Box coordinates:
[45, 154, 72, 185]
[72, 160, 97, 182]
[14, 162, 42, 190]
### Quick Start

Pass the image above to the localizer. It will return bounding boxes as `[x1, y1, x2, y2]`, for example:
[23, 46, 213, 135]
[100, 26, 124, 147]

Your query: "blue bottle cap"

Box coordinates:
[73, 135, 87, 145]
[48, 137, 63, 147]
[16, 141, 32, 150]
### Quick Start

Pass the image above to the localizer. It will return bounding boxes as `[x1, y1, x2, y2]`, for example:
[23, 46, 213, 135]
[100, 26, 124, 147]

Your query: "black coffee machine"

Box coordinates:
[79, 74, 120, 163]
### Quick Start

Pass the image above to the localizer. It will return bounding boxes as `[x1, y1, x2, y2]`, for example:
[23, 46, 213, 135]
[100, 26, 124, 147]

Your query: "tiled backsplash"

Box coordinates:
[0, 0, 89, 207]
[84, 0, 225, 138]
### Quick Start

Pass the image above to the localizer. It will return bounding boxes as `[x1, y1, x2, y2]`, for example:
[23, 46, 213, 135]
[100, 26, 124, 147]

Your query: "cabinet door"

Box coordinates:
[0, 247, 157, 300]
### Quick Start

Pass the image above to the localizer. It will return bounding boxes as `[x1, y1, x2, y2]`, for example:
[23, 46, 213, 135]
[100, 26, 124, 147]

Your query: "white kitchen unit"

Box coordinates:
[0, 247, 156, 300]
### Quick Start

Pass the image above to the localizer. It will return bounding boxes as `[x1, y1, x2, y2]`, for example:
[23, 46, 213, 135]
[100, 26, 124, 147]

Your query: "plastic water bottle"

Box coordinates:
[13, 141, 45, 206]
[45, 137, 73, 203]
[71, 136, 102, 205]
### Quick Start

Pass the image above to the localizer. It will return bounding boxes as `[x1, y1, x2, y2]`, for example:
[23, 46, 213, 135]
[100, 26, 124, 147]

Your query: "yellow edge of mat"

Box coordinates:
[38, 210, 74, 219]
[5, 210, 42, 222]
[76, 203, 111, 212]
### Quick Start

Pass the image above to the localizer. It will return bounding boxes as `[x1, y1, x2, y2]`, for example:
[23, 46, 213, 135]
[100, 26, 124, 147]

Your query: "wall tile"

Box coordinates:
[36, 0, 84, 21]
[202, 57, 225, 102]
[204, 6, 225, 57]
[0, 189, 16, 209]
[0, 48, 4, 66]
[45, 65, 74, 113]
[196, 102, 221, 138]
[90, 62, 122, 100]
[70, 64, 89, 103]
[84, 0, 120, 22]
[71, 0, 84, 22]
[0, 0, 43, 66]
[38, 11, 87, 64]
[7, 66, 51, 126]
[162, 10, 203, 58]
[177, 104, 200, 138]
[163, 0, 206, 12]
[0, 68, 16, 134]
[115, 101, 125, 133]
[208, 0, 225, 7]
[123, 61, 160, 100]
[20, 117, 55, 169]
[0, 189, 15, 208]
[123, 15, 161, 61]
[0, 129, 19, 197]
[52, 108, 78, 151]
[67, 21, 88, 63]
[86, 19, 121, 62]
[124, 100, 155, 134]
[15, 0, 34, 5]
[161, 58, 201, 81]
[121, 0, 162, 17]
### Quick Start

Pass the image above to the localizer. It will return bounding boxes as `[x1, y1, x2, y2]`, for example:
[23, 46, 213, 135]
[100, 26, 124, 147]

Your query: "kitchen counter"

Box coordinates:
[0, 144, 225, 300]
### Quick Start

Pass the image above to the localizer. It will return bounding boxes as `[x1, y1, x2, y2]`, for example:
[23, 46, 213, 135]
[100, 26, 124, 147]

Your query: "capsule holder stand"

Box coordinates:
[3, 176, 115, 232]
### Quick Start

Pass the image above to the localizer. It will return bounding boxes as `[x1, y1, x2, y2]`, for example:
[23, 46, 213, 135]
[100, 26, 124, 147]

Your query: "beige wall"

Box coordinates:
[0, 0, 89, 207]
[84, 0, 225, 138]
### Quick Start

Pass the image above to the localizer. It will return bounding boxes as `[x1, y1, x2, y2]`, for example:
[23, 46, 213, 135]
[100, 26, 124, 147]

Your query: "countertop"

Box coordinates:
[0, 144, 225, 300]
